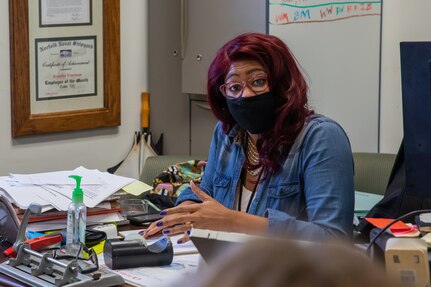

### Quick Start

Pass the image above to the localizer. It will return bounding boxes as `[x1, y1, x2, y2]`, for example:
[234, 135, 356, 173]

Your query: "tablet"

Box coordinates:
[190, 229, 257, 263]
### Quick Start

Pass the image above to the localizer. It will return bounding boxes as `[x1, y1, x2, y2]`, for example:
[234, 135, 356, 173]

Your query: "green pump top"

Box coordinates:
[69, 175, 83, 203]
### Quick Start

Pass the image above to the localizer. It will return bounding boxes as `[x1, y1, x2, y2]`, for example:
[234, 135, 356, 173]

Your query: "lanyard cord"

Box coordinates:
[238, 169, 263, 213]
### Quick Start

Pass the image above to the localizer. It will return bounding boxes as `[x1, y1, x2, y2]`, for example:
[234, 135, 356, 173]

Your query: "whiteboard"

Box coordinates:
[269, 0, 382, 152]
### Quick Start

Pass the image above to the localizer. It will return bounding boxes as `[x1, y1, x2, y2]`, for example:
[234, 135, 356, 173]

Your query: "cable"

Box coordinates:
[366, 209, 431, 255]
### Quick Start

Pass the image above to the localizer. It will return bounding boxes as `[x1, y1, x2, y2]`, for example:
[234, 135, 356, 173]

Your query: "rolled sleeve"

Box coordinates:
[175, 187, 202, 205]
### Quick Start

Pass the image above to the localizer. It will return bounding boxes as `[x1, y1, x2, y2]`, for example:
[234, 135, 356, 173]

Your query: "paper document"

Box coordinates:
[98, 253, 200, 287]
[0, 167, 136, 211]
[10, 167, 103, 185]
[0, 178, 52, 209]
[354, 191, 383, 212]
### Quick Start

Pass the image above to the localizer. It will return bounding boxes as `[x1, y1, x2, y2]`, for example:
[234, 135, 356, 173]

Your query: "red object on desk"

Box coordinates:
[3, 234, 62, 258]
[365, 218, 410, 231]
[365, 217, 419, 236]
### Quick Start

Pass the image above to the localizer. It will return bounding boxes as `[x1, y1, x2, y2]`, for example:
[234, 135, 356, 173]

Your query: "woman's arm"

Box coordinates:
[144, 181, 268, 241]
[265, 119, 354, 240]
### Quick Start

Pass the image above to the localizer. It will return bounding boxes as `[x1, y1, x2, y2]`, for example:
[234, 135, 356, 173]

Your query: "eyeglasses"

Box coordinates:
[219, 74, 269, 99]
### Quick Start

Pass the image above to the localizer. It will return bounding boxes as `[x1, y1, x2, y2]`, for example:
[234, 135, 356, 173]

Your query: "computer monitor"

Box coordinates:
[400, 41, 431, 198]
[357, 42, 431, 238]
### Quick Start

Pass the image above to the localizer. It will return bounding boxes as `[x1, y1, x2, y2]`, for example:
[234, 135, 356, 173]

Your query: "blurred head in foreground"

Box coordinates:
[184, 238, 399, 287]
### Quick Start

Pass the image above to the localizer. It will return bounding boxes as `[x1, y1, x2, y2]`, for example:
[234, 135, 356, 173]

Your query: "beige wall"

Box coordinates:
[1, 0, 426, 176]
[0, 0, 148, 175]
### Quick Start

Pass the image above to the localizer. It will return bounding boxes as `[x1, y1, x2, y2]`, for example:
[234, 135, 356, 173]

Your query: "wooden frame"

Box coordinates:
[9, 0, 120, 137]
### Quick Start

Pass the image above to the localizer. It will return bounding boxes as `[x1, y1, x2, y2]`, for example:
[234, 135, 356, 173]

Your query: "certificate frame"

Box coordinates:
[9, 0, 120, 137]
[35, 36, 98, 101]
[39, 0, 93, 27]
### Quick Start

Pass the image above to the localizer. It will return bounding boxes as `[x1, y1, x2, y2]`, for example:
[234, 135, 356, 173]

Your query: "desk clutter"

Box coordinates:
[0, 166, 154, 233]
[0, 198, 199, 286]
[0, 166, 202, 286]
[364, 213, 431, 286]
[0, 202, 125, 287]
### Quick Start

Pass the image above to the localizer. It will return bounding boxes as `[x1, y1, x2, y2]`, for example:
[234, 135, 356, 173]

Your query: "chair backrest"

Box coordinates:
[352, 152, 396, 195]
[140, 155, 197, 185]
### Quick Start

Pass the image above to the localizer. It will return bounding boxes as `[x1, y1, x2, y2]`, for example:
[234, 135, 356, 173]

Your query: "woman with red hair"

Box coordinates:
[145, 33, 354, 243]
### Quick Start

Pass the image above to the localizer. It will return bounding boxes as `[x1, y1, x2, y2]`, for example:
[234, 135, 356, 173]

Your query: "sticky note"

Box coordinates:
[122, 180, 153, 196]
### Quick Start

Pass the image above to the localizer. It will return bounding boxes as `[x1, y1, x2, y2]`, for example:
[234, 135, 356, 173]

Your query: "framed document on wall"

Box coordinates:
[9, 0, 120, 137]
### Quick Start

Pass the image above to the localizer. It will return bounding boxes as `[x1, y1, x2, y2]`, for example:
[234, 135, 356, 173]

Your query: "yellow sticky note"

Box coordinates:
[122, 180, 153, 196]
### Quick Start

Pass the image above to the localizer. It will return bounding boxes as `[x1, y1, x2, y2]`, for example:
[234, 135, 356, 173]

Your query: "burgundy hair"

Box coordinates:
[207, 33, 313, 174]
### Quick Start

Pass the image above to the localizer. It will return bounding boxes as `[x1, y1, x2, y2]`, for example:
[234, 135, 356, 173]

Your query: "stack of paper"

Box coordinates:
[0, 166, 140, 231]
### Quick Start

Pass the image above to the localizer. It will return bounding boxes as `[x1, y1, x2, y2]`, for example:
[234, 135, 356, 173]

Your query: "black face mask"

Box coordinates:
[226, 92, 278, 134]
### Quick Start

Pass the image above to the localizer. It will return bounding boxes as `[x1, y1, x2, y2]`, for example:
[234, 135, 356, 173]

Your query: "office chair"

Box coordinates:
[352, 152, 396, 195]
[140, 155, 197, 185]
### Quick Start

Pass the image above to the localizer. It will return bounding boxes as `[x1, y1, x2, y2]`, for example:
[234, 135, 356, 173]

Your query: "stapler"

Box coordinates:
[0, 203, 125, 287]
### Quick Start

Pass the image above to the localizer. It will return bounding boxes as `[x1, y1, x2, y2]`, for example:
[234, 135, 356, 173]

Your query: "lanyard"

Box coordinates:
[238, 169, 263, 213]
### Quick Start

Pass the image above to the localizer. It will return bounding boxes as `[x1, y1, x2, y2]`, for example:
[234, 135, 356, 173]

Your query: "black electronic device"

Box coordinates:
[0, 196, 20, 253]
[103, 236, 173, 269]
[358, 42, 431, 239]
[127, 213, 163, 226]
[399, 41, 431, 198]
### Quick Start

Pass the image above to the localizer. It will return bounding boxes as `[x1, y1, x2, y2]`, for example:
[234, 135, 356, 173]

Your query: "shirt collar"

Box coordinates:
[227, 124, 246, 146]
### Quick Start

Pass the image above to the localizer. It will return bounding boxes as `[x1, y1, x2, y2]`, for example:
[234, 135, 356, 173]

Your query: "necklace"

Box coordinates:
[245, 137, 263, 176]
[238, 166, 263, 212]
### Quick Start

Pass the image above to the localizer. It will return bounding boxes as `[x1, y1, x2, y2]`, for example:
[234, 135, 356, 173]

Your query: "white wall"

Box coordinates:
[0, 0, 148, 175]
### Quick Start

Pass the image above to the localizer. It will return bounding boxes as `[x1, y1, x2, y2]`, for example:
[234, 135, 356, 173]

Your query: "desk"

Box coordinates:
[0, 225, 200, 287]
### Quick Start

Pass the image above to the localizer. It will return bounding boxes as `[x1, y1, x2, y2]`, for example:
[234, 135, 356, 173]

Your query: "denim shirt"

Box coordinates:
[176, 114, 354, 240]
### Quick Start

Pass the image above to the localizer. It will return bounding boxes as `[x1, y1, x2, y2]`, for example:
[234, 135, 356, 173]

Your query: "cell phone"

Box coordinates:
[127, 213, 163, 226]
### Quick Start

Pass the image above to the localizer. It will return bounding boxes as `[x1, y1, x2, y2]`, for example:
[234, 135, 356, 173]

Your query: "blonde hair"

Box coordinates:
[186, 238, 399, 287]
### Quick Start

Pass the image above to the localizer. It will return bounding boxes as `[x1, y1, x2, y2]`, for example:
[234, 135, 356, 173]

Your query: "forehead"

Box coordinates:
[225, 59, 265, 80]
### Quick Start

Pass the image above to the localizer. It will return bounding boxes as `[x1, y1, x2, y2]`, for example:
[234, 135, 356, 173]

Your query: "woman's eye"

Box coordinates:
[228, 83, 242, 93]
[252, 77, 267, 87]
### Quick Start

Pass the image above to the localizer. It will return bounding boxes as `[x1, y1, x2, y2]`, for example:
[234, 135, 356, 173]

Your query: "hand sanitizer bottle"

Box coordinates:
[66, 175, 86, 256]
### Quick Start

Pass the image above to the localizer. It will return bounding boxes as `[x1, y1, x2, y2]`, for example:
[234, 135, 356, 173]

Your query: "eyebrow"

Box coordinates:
[225, 68, 266, 81]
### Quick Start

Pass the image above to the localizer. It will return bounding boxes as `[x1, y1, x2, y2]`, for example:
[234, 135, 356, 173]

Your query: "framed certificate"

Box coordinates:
[9, 0, 120, 137]
[35, 36, 97, 101]
[39, 0, 92, 27]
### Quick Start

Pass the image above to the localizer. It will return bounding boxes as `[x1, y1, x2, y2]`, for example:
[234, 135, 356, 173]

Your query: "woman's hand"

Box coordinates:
[143, 200, 195, 243]
[143, 181, 236, 243]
